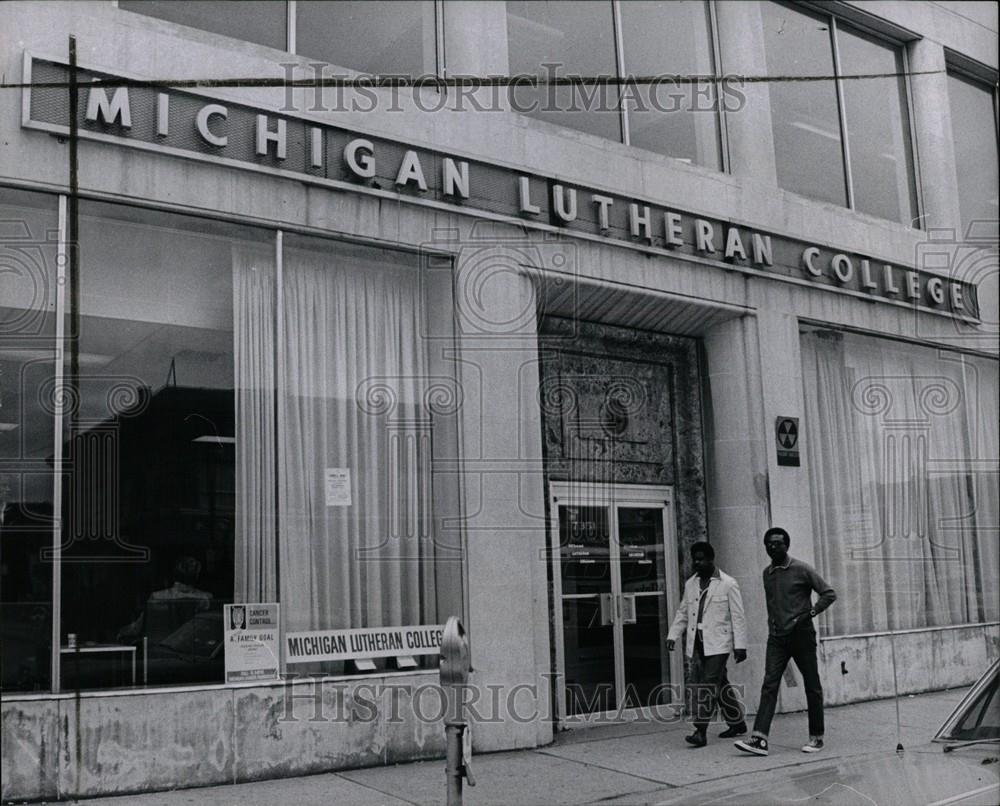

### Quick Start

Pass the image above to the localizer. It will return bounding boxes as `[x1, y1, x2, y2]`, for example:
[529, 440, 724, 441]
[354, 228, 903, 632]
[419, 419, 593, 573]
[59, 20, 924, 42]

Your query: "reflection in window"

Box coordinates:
[0, 187, 58, 692]
[59, 202, 273, 689]
[948, 71, 1000, 239]
[297, 1, 437, 76]
[506, 0, 621, 142]
[620, 0, 721, 169]
[119, 1, 287, 50]
[761, 2, 847, 207]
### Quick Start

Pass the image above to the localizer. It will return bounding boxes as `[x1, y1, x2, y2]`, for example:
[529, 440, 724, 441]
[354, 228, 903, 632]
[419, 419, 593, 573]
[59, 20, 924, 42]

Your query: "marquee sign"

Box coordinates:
[20, 54, 980, 320]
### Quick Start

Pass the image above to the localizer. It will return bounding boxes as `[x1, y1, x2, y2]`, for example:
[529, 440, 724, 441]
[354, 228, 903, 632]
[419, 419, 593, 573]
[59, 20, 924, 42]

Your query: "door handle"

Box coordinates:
[599, 593, 615, 625]
[620, 594, 637, 625]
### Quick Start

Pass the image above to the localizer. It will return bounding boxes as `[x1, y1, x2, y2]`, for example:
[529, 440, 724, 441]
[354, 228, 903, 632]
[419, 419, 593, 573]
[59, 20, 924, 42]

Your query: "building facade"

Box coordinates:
[1, 0, 997, 800]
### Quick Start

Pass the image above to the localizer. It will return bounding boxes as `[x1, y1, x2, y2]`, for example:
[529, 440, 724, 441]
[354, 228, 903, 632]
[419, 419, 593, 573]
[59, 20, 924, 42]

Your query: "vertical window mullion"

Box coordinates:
[830, 16, 856, 210]
[287, 1, 296, 54]
[900, 44, 924, 228]
[274, 229, 283, 636]
[707, 0, 730, 174]
[612, 0, 629, 146]
[50, 192, 68, 693]
[435, 0, 446, 78]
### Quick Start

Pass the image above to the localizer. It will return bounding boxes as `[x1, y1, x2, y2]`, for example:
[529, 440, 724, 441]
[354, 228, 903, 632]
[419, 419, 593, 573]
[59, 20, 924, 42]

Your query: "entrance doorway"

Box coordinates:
[549, 482, 681, 721]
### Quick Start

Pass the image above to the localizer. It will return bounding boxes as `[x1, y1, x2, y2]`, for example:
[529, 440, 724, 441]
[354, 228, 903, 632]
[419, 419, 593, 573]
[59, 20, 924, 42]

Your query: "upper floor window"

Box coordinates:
[505, 1, 621, 142]
[119, 0, 287, 50]
[120, 1, 438, 76]
[505, 0, 723, 170]
[760, 2, 918, 226]
[947, 69, 999, 239]
[619, 1, 722, 170]
[296, 1, 437, 76]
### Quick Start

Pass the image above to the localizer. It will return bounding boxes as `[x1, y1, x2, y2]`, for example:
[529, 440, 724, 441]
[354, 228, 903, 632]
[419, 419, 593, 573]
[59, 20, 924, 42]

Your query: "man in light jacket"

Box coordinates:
[667, 541, 748, 747]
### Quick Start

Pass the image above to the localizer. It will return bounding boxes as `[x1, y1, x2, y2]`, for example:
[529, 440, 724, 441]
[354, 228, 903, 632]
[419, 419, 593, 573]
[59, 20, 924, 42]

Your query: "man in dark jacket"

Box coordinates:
[735, 527, 836, 756]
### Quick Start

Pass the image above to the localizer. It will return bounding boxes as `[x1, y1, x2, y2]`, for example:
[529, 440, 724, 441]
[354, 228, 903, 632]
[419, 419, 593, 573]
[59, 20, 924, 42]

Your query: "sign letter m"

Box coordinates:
[86, 86, 132, 128]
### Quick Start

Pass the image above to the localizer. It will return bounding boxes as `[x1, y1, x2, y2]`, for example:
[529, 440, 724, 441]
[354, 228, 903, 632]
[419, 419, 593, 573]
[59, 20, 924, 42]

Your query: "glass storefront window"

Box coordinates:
[1, 192, 465, 691]
[506, 0, 621, 142]
[619, 0, 721, 170]
[276, 234, 463, 676]
[119, 1, 288, 50]
[801, 328, 1000, 635]
[59, 202, 274, 689]
[0, 187, 59, 693]
[296, 1, 437, 76]
[948, 71, 1000, 240]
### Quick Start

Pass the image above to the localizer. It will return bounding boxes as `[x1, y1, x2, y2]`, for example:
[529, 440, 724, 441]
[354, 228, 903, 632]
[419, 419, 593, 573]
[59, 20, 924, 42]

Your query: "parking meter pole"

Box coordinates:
[445, 721, 464, 806]
[440, 616, 473, 806]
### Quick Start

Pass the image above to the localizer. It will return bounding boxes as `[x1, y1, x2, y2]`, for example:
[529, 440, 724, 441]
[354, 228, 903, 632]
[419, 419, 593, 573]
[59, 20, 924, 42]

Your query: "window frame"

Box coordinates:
[943, 53, 1000, 236]
[116, 0, 446, 78]
[767, 1, 923, 227]
[0, 183, 465, 696]
[505, 0, 728, 171]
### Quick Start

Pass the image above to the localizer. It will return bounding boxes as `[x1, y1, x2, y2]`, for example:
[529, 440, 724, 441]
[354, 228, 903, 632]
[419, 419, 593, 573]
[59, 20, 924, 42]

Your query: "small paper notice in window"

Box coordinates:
[325, 468, 352, 506]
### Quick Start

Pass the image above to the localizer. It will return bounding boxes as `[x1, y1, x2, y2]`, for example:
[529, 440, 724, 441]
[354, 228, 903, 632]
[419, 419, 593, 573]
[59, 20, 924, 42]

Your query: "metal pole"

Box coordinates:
[445, 721, 464, 806]
[889, 629, 903, 752]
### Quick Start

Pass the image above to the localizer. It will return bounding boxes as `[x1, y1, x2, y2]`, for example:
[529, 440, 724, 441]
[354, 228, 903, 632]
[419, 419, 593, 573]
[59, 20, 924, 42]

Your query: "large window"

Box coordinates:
[59, 202, 269, 690]
[274, 235, 463, 674]
[761, 2, 918, 225]
[506, 0, 621, 142]
[119, 1, 288, 50]
[0, 192, 463, 692]
[0, 188, 59, 692]
[120, 1, 438, 77]
[948, 69, 1000, 240]
[619, 0, 722, 169]
[505, 0, 723, 169]
[296, 1, 437, 76]
[801, 329, 999, 636]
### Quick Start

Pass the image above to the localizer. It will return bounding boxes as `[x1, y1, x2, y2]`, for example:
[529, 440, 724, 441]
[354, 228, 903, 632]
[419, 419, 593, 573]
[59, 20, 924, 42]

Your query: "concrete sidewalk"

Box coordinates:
[44, 688, 967, 806]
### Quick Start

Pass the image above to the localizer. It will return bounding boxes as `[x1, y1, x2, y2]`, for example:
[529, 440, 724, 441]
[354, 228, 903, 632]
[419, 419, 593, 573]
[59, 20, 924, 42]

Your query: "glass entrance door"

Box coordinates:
[551, 484, 679, 719]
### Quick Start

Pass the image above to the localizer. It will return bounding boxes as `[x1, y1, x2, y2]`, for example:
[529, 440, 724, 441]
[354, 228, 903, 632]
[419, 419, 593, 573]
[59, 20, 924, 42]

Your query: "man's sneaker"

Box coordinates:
[734, 736, 768, 756]
[718, 722, 748, 738]
[801, 738, 824, 753]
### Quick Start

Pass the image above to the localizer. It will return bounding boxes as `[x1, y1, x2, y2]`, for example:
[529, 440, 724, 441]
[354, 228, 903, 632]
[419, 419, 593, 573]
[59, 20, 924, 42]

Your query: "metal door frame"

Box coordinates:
[549, 481, 682, 725]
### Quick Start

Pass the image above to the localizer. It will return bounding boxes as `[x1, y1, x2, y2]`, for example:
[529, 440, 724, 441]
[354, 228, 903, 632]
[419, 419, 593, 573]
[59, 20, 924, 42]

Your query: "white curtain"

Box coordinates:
[964, 354, 1000, 621]
[802, 329, 999, 635]
[233, 246, 277, 603]
[278, 245, 436, 633]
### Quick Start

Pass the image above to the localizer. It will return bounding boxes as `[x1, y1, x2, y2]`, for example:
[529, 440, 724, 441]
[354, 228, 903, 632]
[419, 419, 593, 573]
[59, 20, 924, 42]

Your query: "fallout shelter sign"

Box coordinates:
[775, 417, 800, 467]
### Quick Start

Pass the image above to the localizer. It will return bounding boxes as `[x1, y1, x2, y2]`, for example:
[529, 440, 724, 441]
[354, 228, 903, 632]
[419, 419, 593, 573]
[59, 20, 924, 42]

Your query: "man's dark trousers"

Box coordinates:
[752, 620, 823, 737]
[690, 635, 744, 731]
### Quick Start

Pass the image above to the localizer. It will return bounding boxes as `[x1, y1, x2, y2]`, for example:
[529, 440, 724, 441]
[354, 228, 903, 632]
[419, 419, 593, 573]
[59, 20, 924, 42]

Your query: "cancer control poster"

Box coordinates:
[224, 603, 280, 684]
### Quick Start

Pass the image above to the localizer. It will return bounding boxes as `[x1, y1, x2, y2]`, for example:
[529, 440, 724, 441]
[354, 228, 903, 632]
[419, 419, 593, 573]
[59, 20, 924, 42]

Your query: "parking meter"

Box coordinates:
[439, 616, 474, 804]
[440, 616, 470, 686]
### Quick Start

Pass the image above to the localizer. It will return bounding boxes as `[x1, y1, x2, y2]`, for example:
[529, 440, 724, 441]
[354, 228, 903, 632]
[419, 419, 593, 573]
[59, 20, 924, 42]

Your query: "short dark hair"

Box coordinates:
[690, 541, 715, 560]
[763, 527, 790, 546]
[174, 555, 202, 585]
